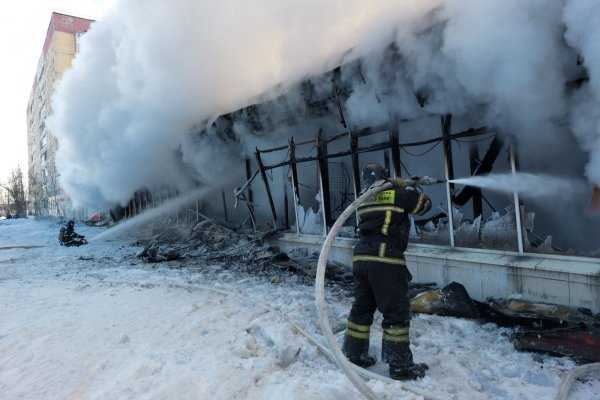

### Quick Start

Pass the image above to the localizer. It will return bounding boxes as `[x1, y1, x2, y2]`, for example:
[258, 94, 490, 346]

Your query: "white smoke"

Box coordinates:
[48, 0, 414, 208]
[345, 0, 570, 145]
[563, 0, 600, 186]
[48, 0, 600, 210]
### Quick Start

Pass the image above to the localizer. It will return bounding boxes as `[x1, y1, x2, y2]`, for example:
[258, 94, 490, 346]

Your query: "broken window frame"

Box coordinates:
[251, 116, 527, 252]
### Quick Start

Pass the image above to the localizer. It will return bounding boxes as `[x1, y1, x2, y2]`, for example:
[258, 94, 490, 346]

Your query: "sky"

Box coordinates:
[1, 216, 599, 399]
[0, 0, 116, 183]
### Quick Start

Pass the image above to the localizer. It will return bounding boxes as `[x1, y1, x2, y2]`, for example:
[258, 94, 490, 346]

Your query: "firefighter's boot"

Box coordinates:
[389, 360, 428, 380]
[382, 326, 428, 380]
[342, 321, 376, 368]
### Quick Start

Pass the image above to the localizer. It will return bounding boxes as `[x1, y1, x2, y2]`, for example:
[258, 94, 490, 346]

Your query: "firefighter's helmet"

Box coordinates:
[361, 163, 388, 190]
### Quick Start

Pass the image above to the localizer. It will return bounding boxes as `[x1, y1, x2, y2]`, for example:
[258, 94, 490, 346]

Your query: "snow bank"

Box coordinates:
[0, 218, 597, 399]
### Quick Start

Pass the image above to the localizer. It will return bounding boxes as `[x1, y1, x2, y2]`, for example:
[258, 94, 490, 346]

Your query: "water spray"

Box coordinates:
[89, 184, 222, 242]
[448, 172, 588, 198]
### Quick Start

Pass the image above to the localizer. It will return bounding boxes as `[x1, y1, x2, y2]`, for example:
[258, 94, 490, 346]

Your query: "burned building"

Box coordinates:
[174, 45, 598, 253]
[114, 41, 600, 312]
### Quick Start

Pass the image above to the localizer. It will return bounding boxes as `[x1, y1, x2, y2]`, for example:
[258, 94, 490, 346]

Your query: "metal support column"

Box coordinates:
[510, 139, 524, 254]
[175, 190, 179, 224]
[469, 142, 483, 218]
[317, 129, 332, 235]
[283, 179, 289, 229]
[384, 151, 390, 175]
[137, 192, 142, 216]
[221, 189, 228, 222]
[441, 114, 455, 247]
[349, 131, 360, 197]
[389, 116, 401, 177]
[289, 138, 301, 234]
[255, 149, 278, 229]
[245, 157, 257, 225]
[245, 158, 254, 210]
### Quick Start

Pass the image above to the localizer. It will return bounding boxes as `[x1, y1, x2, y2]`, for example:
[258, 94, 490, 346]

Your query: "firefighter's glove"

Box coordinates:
[388, 178, 407, 189]
[408, 176, 423, 186]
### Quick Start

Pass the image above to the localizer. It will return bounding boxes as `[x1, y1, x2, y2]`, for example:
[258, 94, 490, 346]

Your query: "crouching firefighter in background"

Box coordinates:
[342, 163, 432, 380]
[59, 220, 88, 247]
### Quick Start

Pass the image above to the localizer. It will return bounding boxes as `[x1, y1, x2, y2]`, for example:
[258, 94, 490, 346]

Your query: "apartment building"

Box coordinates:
[26, 12, 94, 217]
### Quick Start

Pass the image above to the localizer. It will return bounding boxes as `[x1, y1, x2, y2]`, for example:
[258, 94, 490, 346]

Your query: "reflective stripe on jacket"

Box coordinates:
[356, 186, 431, 253]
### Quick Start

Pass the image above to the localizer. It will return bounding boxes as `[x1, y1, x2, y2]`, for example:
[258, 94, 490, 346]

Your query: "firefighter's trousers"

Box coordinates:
[343, 241, 414, 365]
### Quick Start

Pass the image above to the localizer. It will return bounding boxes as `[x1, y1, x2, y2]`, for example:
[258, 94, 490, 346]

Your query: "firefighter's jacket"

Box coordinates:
[63, 226, 83, 246]
[355, 184, 431, 264]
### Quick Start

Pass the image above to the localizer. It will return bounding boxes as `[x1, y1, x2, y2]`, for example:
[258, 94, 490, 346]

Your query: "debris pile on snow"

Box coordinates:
[131, 216, 353, 283]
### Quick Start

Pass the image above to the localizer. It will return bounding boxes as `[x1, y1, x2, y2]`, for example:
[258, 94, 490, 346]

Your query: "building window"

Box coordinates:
[75, 32, 85, 52]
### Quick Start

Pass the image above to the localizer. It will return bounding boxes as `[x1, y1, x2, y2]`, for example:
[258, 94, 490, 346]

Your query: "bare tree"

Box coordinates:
[1, 166, 27, 216]
[0, 186, 9, 215]
[28, 170, 44, 216]
[45, 162, 64, 218]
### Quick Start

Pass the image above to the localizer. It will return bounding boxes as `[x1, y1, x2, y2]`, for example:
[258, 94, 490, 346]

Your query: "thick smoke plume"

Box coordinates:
[48, 0, 600, 210]
[563, 0, 600, 185]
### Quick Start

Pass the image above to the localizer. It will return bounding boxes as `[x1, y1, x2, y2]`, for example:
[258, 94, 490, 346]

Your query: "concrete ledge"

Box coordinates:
[273, 233, 600, 313]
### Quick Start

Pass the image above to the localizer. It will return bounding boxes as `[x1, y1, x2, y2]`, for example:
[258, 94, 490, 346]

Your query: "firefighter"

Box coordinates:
[62, 220, 87, 246]
[342, 162, 432, 380]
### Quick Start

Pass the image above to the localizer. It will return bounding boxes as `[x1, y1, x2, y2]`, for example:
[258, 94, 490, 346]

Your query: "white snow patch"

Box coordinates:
[0, 218, 598, 399]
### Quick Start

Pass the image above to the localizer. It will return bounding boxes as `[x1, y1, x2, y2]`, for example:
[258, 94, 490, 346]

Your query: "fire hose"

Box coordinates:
[130, 273, 590, 400]
[313, 176, 596, 400]
[315, 177, 446, 400]
[99, 172, 587, 399]
[555, 362, 600, 400]
[185, 286, 442, 399]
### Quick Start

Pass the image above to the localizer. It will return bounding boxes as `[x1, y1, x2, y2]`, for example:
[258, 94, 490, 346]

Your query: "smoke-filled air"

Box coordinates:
[47, 0, 600, 210]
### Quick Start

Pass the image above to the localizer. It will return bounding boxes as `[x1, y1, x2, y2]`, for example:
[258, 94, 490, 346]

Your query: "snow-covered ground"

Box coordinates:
[0, 217, 598, 400]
